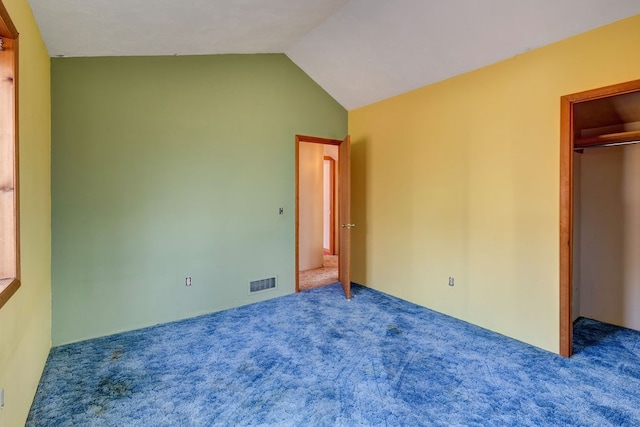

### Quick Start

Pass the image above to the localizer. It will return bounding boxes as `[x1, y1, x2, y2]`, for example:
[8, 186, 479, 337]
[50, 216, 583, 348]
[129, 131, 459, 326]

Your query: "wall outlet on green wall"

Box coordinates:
[185, 277, 192, 287]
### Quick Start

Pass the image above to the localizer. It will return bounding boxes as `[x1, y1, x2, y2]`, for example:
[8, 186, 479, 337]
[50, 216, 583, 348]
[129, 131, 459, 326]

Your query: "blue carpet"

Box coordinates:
[28, 284, 640, 426]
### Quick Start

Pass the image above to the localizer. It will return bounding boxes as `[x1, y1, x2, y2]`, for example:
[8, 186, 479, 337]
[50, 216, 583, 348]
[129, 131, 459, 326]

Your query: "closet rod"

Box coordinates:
[575, 139, 640, 150]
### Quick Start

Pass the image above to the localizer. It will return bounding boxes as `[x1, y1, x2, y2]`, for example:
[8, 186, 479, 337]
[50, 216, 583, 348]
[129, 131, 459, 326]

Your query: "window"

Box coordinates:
[0, 0, 19, 309]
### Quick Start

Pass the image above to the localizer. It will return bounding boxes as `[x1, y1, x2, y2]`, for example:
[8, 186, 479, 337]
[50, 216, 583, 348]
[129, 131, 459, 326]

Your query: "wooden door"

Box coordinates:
[338, 136, 352, 299]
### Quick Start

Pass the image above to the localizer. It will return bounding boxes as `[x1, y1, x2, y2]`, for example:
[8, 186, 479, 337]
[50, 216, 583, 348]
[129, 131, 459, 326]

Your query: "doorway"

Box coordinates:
[323, 156, 336, 256]
[295, 135, 352, 299]
[559, 79, 640, 357]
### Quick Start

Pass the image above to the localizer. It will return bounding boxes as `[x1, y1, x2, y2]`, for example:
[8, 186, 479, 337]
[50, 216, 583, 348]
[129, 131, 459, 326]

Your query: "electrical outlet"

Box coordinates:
[448, 277, 455, 286]
[185, 277, 192, 286]
[279, 207, 284, 215]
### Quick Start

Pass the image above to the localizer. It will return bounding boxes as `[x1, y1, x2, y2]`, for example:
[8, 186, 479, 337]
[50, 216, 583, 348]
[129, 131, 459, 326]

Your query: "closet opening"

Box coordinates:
[560, 79, 640, 357]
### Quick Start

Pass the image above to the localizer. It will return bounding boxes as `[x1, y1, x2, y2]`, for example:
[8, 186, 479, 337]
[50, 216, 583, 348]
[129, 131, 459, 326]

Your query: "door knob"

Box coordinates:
[341, 224, 356, 228]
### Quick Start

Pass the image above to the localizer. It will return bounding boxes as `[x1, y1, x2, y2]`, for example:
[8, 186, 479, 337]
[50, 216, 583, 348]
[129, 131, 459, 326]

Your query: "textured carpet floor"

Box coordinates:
[28, 284, 640, 426]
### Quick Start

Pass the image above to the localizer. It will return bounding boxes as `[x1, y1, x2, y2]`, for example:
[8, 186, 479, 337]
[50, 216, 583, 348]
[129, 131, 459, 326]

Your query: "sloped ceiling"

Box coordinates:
[28, 0, 640, 110]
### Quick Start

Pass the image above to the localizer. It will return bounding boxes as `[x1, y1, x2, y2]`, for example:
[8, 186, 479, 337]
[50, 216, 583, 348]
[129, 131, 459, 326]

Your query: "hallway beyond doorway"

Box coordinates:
[299, 255, 338, 290]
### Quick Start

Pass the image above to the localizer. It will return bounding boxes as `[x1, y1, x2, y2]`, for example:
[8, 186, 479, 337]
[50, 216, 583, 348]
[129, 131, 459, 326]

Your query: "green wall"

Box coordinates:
[0, 0, 51, 425]
[52, 54, 346, 345]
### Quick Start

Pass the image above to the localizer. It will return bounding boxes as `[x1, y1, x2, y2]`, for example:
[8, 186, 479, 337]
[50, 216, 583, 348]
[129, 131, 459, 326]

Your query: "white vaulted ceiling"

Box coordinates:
[28, 0, 640, 110]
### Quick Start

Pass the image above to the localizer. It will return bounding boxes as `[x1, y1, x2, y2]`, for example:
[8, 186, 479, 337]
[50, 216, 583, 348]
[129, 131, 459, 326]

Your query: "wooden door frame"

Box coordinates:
[559, 78, 640, 357]
[295, 135, 343, 293]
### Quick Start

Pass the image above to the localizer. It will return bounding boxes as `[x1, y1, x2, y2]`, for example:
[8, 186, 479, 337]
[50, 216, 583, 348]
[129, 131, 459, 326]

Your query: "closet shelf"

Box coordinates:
[574, 129, 640, 148]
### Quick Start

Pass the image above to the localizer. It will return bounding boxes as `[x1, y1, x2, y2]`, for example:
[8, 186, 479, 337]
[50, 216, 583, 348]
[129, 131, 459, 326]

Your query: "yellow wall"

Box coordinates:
[349, 14, 640, 353]
[0, 0, 51, 425]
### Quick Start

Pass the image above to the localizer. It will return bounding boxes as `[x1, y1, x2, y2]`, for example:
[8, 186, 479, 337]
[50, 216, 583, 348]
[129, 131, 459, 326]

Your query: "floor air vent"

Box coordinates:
[249, 277, 277, 293]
